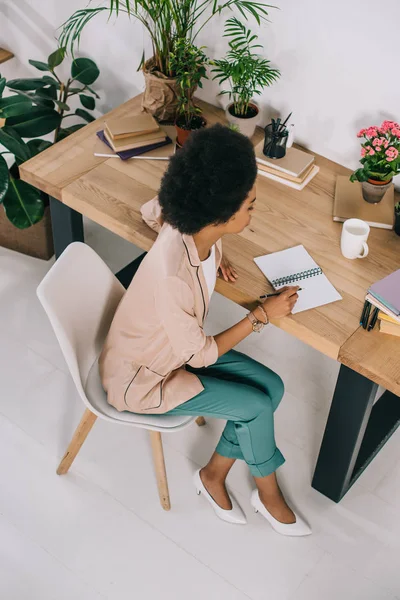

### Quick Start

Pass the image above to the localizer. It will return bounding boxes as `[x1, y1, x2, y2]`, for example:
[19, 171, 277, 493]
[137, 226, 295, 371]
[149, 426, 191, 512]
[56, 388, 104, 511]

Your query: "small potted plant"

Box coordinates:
[169, 38, 208, 148]
[350, 120, 400, 203]
[395, 202, 400, 236]
[212, 17, 280, 138]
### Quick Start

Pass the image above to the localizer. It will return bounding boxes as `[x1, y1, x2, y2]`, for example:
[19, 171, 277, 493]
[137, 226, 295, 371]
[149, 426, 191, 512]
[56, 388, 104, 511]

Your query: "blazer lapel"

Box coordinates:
[182, 234, 209, 324]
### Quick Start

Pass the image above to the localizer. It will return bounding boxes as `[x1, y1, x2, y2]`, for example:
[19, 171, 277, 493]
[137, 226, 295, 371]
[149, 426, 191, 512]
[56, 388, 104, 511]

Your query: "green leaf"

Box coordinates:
[29, 59, 50, 72]
[37, 86, 58, 100]
[56, 123, 85, 141]
[75, 108, 95, 122]
[54, 100, 70, 111]
[85, 85, 100, 99]
[71, 58, 99, 85]
[26, 139, 53, 157]
[6, 78, 48, 91]
[0, 77, 6, 98]
[48, 47, 65, 70]
[5, 108, 62, 137]
[0, 127, 31, 161]
[41, 76, 60, 89]
[0, 154, 9, 204]
[0, 96, 32, 118]
[3, 178, 44, 229]
[79, 94, 95, 110]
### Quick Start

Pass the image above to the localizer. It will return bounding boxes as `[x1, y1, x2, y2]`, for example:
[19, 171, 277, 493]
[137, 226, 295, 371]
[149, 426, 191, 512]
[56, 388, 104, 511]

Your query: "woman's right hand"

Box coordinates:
[261, 286, 299, 319]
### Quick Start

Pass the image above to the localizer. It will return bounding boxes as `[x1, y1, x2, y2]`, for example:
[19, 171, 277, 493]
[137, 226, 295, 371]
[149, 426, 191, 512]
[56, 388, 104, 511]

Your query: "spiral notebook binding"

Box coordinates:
[272, 267, 322, 288]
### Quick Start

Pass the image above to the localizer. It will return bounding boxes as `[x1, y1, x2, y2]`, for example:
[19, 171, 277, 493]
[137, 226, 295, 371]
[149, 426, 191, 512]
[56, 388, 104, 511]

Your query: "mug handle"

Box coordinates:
[357, 241, 369, 258]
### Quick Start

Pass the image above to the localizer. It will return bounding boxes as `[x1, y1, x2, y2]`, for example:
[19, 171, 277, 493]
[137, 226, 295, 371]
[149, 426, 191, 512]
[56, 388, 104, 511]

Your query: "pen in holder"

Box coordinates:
[263, 120, 294, 159]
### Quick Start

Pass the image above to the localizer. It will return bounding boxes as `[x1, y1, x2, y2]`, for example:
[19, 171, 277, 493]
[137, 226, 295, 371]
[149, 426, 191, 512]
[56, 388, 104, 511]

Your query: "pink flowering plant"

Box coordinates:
[350, 120, 400, 183]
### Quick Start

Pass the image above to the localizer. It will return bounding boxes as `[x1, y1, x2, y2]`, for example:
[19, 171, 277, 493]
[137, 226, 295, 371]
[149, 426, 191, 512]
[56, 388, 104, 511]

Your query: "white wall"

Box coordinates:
[1, 0, 399, 186]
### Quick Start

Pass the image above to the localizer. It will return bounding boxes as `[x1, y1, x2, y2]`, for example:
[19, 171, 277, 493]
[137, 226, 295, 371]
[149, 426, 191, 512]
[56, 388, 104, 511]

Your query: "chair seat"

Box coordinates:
[84, 359, 194, 431]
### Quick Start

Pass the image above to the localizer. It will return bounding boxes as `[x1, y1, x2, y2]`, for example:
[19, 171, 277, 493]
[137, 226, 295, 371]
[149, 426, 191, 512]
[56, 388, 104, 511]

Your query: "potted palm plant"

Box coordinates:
[0, 48, 99, 259]
[169, 39, 208, 148]
[59, 1, 273, 121]
[350, 120, 400, 203]
[212, 17, 280, 138]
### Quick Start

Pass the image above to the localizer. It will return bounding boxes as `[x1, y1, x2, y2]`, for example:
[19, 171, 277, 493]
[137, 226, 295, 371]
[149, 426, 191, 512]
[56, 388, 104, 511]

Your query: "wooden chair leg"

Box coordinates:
[195, 416, 206, 426]
[149, 430, 171, 511]
[56, 408, 97, 475]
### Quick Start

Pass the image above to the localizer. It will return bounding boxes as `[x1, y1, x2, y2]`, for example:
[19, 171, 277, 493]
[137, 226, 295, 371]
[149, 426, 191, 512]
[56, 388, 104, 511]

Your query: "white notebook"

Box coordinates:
[254, 245, 342, 313]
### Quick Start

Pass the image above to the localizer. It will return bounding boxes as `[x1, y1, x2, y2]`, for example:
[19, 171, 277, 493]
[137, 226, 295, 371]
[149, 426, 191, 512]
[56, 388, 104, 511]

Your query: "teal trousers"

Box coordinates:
[167, 350, 285, 478]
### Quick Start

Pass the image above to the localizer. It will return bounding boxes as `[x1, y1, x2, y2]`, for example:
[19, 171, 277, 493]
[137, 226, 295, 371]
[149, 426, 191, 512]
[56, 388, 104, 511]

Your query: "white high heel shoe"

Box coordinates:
[251, 489, 312, 537]
[193, 469, 247, 525]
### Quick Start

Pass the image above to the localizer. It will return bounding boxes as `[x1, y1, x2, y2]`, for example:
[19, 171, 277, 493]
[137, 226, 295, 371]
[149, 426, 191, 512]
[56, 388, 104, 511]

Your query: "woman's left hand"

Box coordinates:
[218, 257, 238, 282]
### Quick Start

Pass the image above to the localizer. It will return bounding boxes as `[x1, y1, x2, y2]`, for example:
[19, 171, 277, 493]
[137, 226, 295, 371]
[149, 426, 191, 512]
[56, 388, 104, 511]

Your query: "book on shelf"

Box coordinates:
[254, 140, 315, 178]
[103, 128, 166, 152]
[104, 113, 159, 140]
[333, 176, 394, 230]
[379, 320, 400, 337]
[96, 130, 172, 160]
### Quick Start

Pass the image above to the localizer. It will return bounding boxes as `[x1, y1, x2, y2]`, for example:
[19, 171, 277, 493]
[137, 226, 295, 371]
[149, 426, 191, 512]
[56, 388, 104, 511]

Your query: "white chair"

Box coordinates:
[37, 242, 205, 510]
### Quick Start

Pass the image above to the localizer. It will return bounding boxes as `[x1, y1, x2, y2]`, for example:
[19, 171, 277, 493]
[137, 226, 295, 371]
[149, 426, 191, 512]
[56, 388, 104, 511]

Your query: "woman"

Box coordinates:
[100, 124, 311, 536]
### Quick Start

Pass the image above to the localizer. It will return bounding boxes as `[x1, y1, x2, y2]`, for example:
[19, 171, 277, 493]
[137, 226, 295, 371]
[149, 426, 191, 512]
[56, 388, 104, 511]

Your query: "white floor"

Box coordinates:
[1, 218, 399, 600]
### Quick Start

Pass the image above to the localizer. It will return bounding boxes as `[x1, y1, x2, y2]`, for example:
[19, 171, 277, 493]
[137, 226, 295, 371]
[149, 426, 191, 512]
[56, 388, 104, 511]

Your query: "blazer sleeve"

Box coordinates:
[140, 195, 163, 233]
[155, 276, 218, 369]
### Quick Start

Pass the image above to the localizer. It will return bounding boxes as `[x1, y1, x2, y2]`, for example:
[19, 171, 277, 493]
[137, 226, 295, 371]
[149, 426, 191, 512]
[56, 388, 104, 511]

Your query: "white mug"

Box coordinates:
[341, 218, 370, 259]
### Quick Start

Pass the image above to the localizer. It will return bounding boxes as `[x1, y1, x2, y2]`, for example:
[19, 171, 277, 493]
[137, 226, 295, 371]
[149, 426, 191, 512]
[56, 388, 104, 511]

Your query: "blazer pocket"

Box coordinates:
[124, 366, 165, 411]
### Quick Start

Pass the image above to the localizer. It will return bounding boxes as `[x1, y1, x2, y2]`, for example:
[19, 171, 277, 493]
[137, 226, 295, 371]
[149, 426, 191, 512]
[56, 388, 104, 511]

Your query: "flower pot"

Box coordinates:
[175, 115, 207, 147]
[394, 212, 400, 236]
[142, 57, 197, 123]
[0, 204, 54, 260]
[225, 102, 259, 138]
[361, 178, 393, 204]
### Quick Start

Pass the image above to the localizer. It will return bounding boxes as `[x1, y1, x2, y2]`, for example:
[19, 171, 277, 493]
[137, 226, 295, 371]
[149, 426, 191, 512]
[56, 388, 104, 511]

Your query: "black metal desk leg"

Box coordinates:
[50, 197, 84, 259]
[312, 365, 378, 502]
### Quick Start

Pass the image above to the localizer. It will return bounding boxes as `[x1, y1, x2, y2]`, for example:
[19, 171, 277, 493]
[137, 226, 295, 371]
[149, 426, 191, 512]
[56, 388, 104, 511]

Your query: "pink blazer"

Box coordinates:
[99, 197, 222, 413]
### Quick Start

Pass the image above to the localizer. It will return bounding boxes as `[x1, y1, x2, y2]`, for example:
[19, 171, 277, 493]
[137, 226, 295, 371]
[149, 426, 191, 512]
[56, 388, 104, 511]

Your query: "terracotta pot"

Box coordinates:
[0, 204, 54, 260]
[175, 116, 207, 147]
[225, 102, 259, 138]
[142, 57, 197, 123]
[361, 178, 393, 204]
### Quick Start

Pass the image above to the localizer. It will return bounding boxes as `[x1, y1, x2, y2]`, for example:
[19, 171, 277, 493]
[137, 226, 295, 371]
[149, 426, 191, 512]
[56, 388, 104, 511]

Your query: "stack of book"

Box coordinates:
[254, 140, 319, 190]
[366, 269, 400, 335]
[95, 113, 172, 160]
[378, 311, 400, 337]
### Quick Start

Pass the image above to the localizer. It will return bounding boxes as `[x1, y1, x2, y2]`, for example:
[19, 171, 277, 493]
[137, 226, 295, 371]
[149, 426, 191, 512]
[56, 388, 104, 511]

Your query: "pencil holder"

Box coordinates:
[263, 124, 289, 159]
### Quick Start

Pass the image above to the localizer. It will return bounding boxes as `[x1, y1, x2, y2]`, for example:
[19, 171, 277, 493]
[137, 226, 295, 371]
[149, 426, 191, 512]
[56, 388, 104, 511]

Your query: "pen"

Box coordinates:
[362, 302, 372, 329]
[359, 300, 368, 326]
[368, 306, 379, 331]
[259, 288, 303, 299]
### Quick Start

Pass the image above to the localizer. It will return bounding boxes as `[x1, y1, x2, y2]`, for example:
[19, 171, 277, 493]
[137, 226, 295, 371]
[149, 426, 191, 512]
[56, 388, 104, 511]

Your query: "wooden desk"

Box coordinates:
[20, 95, 400, 502]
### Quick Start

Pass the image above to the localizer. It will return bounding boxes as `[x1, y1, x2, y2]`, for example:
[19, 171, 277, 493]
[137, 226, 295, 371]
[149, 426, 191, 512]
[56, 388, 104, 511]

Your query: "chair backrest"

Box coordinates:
[37, 242, 125, 407]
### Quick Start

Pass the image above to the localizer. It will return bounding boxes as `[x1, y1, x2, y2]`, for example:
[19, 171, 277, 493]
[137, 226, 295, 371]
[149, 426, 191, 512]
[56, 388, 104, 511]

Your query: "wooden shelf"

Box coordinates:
[0, 48, 14, 65]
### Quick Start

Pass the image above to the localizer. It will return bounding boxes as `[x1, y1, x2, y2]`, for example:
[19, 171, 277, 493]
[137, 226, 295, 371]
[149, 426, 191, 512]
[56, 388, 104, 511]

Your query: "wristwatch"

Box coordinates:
[247, 311, 265, 333]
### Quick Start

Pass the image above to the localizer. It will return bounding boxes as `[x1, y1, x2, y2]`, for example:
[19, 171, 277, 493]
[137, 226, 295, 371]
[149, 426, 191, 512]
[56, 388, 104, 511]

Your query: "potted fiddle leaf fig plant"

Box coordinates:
[0, 48, 100, 259]
[169, 39, 208, 148]
[212, 17, 280, 138]
[350, 121, 400, 204]
[59, 0, 273, 121]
